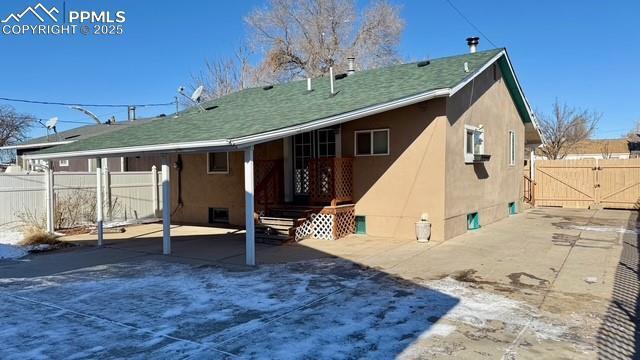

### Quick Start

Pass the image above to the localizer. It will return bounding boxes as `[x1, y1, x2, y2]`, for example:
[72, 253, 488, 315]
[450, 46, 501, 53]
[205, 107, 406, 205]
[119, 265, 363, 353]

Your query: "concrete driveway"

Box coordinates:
[0, 208, 637, 359]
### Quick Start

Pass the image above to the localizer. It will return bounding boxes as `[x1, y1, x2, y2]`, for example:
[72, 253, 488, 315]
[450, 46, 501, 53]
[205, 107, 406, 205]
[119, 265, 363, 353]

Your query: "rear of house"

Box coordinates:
[25, 47, 541, 258]
[148, 53, 533, 241]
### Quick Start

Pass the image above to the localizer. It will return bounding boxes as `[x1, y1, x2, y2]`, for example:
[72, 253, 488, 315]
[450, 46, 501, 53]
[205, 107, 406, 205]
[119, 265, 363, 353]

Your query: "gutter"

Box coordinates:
[0, 140, 74, 150]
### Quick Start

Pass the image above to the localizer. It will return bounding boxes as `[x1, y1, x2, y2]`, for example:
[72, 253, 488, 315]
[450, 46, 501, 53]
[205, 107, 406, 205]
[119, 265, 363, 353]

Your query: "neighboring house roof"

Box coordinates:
[28, 48, 542, 159]
[534, 138, 632, 157]
[1, 120, 155, 151]
[568, 139, 630, 155]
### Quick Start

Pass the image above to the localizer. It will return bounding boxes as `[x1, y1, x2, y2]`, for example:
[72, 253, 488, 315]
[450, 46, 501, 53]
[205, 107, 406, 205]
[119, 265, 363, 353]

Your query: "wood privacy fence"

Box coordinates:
[0, 170, 162, 227]
[534, 159, 640, 209]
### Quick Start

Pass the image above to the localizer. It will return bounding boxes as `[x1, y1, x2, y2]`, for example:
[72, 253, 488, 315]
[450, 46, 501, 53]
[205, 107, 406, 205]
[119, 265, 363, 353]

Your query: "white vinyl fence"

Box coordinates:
[0, 169, 162, 228]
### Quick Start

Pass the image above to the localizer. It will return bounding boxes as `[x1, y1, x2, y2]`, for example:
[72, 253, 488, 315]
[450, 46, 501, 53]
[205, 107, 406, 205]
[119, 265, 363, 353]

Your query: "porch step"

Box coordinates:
[259, 216, 297, 227]
[256, 216, 300, 245]
[268, 207, 314, 219]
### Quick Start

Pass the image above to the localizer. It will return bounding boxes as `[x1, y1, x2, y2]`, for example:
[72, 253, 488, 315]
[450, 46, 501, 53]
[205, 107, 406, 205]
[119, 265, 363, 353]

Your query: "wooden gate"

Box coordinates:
[535, 159, 640, 209]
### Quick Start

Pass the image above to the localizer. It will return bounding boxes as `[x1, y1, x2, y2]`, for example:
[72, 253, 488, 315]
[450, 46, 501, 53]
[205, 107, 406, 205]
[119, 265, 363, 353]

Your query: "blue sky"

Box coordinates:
[0, 0, 638, 139]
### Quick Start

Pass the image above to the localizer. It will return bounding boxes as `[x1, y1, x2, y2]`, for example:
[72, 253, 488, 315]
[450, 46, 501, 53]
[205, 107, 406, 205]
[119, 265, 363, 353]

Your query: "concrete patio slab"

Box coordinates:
[0, 208, 637, 358]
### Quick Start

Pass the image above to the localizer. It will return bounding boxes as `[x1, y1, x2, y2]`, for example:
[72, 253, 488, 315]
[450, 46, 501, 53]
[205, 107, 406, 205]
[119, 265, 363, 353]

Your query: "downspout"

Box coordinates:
[171, 155, 184, 215]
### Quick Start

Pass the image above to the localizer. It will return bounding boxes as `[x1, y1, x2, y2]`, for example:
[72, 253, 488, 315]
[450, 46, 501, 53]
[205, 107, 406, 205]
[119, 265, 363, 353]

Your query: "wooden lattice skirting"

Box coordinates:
[295, 204, 355, 241]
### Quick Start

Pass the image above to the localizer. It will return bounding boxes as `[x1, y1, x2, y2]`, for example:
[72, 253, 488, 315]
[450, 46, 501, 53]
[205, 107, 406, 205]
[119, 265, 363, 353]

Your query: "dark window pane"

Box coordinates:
[466, 130, 474, 154]
[209, 152, 228, 172]
[356, 132, 371, 155]
[373, 131, 388, 154]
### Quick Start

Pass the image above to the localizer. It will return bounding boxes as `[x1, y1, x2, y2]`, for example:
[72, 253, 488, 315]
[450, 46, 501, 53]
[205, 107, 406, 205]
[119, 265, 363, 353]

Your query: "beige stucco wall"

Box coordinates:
[341, 99, 448, 240]
[170, 140, 283, 227]
[443, 63, 525, 239]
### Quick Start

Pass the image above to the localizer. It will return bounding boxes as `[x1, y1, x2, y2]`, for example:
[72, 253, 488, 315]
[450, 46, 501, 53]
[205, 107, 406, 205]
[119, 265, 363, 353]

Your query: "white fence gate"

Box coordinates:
[0, 170, 162, 227]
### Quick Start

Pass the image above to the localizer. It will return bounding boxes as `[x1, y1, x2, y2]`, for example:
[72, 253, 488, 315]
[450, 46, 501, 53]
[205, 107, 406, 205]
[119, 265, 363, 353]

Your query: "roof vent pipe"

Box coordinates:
[307, 77, 312, 91]
[329, 67, 335, 95]
[347, 57, 355, 75]
[127, 106, 136, 121]
[466, 37, 479, 53]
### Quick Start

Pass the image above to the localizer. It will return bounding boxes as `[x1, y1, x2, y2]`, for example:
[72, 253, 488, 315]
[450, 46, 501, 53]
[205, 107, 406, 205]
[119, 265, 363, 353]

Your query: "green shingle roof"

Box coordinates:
[10, 120, 154, 149]
[34, 48, 528, 156]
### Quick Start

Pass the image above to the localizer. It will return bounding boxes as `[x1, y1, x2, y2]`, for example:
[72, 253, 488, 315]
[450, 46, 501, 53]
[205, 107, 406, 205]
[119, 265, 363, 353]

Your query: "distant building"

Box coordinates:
[536, 138, 635, 160]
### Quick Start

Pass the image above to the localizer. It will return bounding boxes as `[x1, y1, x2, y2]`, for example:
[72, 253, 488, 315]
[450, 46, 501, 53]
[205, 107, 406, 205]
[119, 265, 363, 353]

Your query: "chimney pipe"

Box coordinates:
[329, 67, 335, 95]
[347, 57, 355, 75]
[127, 106, 136, 121]
[466, 37, 479, 53]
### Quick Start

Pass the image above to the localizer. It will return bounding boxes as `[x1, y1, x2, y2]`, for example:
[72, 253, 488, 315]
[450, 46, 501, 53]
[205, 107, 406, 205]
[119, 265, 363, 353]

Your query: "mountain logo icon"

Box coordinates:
[1, 3, 59, 23]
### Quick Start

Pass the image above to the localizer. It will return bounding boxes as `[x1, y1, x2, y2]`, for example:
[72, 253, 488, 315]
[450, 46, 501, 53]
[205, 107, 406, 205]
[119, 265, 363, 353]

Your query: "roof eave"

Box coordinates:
[0, 140, 74, 151]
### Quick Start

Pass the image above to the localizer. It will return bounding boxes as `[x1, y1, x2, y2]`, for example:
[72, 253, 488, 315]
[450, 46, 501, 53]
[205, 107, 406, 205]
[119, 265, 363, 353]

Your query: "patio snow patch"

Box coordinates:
[0, 259, 566, 358]
[0, 225, 26, 260]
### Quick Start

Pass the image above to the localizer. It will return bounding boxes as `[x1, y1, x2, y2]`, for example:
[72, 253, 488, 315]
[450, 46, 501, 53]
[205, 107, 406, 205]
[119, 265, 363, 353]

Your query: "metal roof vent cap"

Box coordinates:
[466, 37, 479, 53]
[347, 57, 355, 75]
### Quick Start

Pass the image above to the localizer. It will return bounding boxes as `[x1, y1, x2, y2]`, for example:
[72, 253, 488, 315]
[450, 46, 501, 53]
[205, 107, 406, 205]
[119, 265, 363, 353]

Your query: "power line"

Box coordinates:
[443, 0, 498, 48]
[0, 96, 174, 108]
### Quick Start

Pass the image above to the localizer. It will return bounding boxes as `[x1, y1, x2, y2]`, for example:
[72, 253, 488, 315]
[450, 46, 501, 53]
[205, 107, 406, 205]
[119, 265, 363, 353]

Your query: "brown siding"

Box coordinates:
[341, 99, 448, 240]
[444, 63, 525, 239]
[51, 158, 88, 172]
[170, 140, 283, 227]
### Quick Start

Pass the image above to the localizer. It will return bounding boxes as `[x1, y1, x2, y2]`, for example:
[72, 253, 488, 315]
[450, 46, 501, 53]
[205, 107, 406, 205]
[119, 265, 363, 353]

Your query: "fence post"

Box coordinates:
[44, 162, 54, 233]
[103, 160, 112, 221]
[151, 165, 159, 217]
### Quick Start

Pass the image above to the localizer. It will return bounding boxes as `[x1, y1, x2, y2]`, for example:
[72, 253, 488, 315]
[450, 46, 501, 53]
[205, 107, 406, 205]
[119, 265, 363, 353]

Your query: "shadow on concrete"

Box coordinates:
[596, 211, 640, 359]
[0, 229, 460, 358]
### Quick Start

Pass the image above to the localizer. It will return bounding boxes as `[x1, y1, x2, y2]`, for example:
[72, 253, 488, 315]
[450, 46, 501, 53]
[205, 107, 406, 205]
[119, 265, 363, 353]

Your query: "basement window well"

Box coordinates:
[355, 216, 367, 234]
[208, 208, 229, 224]
[467, 212, 480, 230]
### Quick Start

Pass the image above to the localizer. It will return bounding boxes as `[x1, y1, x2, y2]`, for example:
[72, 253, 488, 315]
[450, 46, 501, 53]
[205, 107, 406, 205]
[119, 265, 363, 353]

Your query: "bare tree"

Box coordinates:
[190, 47, 256, 101]
[245, 0, 404, 82]
[600, 141, 612, 159]
[537, 100, 600, 160]
[0, 105, 34, 147]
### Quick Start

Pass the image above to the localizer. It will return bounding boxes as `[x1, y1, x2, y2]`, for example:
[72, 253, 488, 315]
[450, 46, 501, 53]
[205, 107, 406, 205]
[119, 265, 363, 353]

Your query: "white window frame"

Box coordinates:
[58, 159, 69, 167]
[207, 152, 229, 174]
[354, 128, 390, 156]
[464, 125, 485, 163]
[508, 130, 516, 166]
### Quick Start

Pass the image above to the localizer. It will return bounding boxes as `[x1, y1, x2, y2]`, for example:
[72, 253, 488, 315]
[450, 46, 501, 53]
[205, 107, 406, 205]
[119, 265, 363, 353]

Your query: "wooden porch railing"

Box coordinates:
[309, 157, 354, 206]
[523, 175, 535, 205]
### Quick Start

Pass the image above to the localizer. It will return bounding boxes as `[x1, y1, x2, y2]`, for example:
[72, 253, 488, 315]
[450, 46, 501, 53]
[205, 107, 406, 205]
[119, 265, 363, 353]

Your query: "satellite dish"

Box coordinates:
[191, 86, 204, 103]
[177, 84, 206, 112]
[45, 117, 59, 130]
[69, 106, 102, 124]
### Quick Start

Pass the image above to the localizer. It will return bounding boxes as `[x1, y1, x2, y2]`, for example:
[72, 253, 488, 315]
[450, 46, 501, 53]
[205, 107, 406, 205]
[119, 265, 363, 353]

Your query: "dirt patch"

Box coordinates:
[58, 227, 92, 236]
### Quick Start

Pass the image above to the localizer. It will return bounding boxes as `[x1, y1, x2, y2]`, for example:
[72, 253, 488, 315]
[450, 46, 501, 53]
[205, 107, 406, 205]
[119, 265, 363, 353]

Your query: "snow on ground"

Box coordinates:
[0, 224, 26, 260]
[0, 259, 567, 359]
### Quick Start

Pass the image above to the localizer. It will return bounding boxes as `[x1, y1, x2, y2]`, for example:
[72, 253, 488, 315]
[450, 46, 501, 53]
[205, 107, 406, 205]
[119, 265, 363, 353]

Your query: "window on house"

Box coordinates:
[464, 125, 485, 163]
[509, 131, 516, 166]
[208, 208, 229, 224]
[207, 152, 229, 174]
[317, 129, 336, 157]
[355, 129, 389, 156]
[58, 159, 69, 167]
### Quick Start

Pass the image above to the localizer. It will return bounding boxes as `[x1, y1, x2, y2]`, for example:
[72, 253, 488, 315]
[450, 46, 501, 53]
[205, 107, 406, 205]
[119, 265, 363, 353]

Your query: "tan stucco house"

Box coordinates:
[25, 47, 542, 265]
